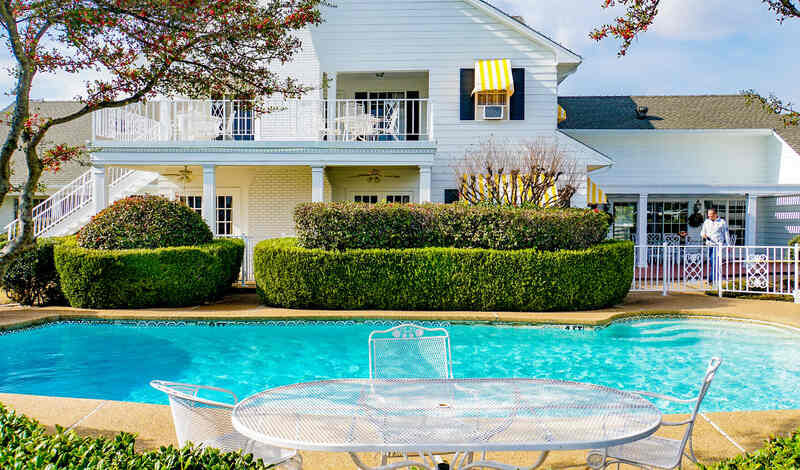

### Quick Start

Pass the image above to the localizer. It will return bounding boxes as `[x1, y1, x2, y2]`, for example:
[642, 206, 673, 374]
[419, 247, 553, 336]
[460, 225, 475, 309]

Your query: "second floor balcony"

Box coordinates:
[93, 98, 434, 144]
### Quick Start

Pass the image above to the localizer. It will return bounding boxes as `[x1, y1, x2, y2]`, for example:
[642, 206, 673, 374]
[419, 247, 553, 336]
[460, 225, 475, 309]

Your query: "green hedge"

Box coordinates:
[1, 237, 67, 306]
[78, 195, 213, 250]
[255, 238, 633, 311]
[699, 429, 800, 469]
[55, 237, 243, 308]
[0, 403, 283, 469]
[294, 202, 610, 251]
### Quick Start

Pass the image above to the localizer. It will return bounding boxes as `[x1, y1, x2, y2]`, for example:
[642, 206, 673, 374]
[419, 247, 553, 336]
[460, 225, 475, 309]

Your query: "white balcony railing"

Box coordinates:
[93, 99, 433, 143]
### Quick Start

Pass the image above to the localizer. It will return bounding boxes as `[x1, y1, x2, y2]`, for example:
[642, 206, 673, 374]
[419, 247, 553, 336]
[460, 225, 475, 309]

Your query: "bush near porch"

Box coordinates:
[255, 238, 632, 311]
[294, 202, 610, 251]
[54, 237, 243, 308]
[1, 237, 67, 306]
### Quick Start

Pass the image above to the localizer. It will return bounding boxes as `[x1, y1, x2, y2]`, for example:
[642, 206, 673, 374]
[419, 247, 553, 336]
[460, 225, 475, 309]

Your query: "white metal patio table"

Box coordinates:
[231, 378, 661, 470]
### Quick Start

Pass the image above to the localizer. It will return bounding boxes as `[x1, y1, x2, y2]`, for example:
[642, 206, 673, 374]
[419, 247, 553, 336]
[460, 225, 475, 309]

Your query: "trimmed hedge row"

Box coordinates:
[54, 237, 243, 308]
[0, 403, 282, 470]
[255, 238, 633, 311]
[294, 202, 611, 251]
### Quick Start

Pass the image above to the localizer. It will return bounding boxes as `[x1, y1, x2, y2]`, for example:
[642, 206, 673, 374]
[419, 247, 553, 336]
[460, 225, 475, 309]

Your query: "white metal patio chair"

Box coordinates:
[586, 357, 722, 470]
[368, 323, 453, 379]
[151, 380, 300, 469]
[368, 324, 458, 466]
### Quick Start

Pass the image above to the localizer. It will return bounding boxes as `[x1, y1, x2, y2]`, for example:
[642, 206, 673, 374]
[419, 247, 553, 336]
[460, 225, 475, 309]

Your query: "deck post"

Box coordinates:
[745, 194, 758, 246]
[202, 164, 216, 235]
[794, 243, 799, 304]
[636, 193, 648, 267]
[662, 242, 668, 296]
[419, 165, 432, 203]
[91, 165, 108, 213]
[311, 166, 325, 203]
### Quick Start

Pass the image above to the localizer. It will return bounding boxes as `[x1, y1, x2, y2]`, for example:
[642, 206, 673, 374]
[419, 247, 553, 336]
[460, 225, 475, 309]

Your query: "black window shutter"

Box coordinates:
[459, 69, 475, 120]
[444, 189, 460, 204]
[510, 68, 525, 120]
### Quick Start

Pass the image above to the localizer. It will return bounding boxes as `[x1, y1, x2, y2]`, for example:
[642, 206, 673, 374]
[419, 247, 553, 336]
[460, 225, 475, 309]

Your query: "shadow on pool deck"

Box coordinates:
[0, 392, 797, 469]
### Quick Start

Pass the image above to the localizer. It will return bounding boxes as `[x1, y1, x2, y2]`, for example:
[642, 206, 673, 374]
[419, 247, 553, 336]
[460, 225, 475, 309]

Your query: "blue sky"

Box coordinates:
[495, 0, 800, 103]
[2, 0, 799, 105]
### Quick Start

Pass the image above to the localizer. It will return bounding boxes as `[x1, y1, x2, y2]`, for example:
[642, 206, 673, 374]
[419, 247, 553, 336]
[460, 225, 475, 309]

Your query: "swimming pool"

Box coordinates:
[1, 318, 798, 412]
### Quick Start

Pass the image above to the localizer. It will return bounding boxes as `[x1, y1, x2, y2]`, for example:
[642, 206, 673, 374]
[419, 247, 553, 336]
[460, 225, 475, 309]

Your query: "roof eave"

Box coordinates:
[465, 0, 582, 65]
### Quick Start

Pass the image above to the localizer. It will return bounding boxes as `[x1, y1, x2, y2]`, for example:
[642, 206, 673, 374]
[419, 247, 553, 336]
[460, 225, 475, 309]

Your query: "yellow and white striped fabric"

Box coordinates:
[557, 105, 567, 123]
[462, 174, 558, 206]
[587, 177, 607, 204]
[472, 59, 514, 97]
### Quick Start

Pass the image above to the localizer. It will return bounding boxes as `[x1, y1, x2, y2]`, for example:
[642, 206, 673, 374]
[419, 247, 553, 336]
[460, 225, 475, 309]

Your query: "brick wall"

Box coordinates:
[246, 166, 331, 237]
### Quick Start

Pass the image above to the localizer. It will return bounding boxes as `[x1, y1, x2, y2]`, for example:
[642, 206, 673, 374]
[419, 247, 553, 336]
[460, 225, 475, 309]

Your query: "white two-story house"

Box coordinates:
[5, 0, 800, 256]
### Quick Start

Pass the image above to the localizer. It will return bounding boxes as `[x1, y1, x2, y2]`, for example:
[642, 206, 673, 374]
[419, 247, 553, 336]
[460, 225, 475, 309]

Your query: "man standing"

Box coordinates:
[700, 208, 731, 285]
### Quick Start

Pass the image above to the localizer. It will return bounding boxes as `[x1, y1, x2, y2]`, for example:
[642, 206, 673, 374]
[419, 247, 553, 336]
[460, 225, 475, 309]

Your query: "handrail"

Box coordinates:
[5, 168, 135, 239]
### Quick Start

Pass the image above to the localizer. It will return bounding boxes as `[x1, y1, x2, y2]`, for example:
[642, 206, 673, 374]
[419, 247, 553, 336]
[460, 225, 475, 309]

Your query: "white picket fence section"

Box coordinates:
[632, 243, 800, 303]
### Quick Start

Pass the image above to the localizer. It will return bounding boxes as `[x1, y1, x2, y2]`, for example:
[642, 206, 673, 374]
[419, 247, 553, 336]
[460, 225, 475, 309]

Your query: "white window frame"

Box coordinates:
[475, 90, 509, 121]
[175, 189, 240, 235]
[349, 191, 414, 204]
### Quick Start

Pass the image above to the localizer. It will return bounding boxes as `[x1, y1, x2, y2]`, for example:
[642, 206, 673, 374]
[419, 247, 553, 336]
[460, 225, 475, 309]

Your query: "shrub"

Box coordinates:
[790, 234, 800, 247]
[294, 202, 610, 251]
[78, 195, 212, 250]
[0, 403, 284, 469]
[255, 238, 632, 311]
[2, 238, 66, 306]
[699, 429, 800, 469]
[55, 237, 243, 308]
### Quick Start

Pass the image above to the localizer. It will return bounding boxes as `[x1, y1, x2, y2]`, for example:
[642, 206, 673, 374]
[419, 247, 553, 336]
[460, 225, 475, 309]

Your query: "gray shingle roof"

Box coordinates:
[0, 101, 91, 192]
[557, 95, 800, 155]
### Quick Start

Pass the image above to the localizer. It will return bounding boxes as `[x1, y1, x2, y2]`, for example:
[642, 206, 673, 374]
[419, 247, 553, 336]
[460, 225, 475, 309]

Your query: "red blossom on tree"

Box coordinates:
[0, 0, 324, 270]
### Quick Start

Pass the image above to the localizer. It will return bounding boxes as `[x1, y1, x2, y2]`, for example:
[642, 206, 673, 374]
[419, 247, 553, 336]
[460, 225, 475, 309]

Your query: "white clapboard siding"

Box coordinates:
[757, 196, 800, 246]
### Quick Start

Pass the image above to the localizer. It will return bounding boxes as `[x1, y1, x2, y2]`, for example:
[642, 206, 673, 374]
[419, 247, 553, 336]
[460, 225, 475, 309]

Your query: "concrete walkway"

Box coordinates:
[1, 291, 799, 331]
[1, 292, 799, 468]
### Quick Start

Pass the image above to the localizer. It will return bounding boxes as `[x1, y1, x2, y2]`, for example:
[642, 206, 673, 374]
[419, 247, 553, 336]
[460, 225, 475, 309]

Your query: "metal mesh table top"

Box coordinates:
[232, 378, 661, 453]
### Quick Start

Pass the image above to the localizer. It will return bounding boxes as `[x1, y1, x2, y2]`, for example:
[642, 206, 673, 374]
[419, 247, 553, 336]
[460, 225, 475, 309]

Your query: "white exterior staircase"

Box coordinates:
[5, 168, 160, 238]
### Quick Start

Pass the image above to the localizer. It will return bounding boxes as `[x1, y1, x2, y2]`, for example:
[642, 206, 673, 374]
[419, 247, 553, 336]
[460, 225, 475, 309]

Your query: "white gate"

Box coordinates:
[632, 243, 800, 303]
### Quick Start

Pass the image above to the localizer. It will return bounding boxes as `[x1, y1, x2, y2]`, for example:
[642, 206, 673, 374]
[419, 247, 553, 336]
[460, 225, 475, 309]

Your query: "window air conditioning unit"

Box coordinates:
[481, 105, 505, 120]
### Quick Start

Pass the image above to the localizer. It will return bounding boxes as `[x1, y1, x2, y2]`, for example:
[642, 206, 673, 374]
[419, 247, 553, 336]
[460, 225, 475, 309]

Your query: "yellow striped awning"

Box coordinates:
[472, 59, 514, 97]
[587, 177, 607, 204]
[462, 173, 557, 206]
[557, 105, 567, 123]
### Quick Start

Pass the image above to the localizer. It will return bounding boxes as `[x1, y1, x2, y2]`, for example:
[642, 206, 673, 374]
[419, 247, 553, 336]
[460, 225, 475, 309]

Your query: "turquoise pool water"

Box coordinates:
[1, 319, 798, 412]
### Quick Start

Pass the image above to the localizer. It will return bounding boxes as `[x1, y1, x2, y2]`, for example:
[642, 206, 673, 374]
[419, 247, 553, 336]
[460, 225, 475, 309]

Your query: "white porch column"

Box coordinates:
[202, 164, 216, 235]
[91, 165, 108, 212]
[311, 166, 325, 202]
[637, 193, 648, 267]
[746, 194, 758, 246]
[326, 72, 337, 137]
[419, 165, 432, 203]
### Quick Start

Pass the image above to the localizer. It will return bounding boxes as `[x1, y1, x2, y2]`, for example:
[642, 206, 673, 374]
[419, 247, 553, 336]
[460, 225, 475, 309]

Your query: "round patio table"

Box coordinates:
[232, 378, 661, 470]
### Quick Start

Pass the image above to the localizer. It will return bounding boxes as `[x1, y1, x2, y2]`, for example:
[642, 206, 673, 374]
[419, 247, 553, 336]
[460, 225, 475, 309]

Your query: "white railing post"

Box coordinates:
[662, 242, 668, 296]
[717, 245, 724, 298]
[241, 234, 247, 287]
[794, 243, 799, 304]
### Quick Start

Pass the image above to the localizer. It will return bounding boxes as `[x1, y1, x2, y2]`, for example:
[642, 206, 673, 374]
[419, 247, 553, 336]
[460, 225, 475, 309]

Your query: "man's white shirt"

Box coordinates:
[700, 218, 731, 246]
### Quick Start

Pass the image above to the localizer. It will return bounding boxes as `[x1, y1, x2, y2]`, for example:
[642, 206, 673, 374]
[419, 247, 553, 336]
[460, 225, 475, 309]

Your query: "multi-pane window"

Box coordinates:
[217, 195, 233, 235]
[611, 202, 637, 241]
[178, 195, 202, 215]
[354, 194, 379, 204]
[386, 195, 410, 203]
[704, 199, 745, 245]
[647, 201, 688, 236]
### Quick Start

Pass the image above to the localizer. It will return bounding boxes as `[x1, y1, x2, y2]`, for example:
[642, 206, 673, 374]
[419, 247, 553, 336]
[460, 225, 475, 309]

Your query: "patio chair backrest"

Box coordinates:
[368, 324, 453, 379]
[150, 380, 238, 448]
[676, 357, 723, 460]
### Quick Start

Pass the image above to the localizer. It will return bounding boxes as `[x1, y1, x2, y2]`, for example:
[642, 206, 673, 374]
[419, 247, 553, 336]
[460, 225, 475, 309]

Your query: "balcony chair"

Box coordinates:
[587, 357, 722, 470]
[150, 380, 300, 469]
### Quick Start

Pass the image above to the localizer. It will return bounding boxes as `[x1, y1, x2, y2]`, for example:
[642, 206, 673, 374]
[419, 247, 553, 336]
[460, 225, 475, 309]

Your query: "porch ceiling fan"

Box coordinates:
[163, 165, 194, 194]
[348, 168, 400, 184]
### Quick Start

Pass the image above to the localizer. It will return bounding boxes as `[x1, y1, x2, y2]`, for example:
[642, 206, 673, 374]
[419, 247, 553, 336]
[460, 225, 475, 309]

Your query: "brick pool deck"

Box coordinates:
[1, 291, 799, 469]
